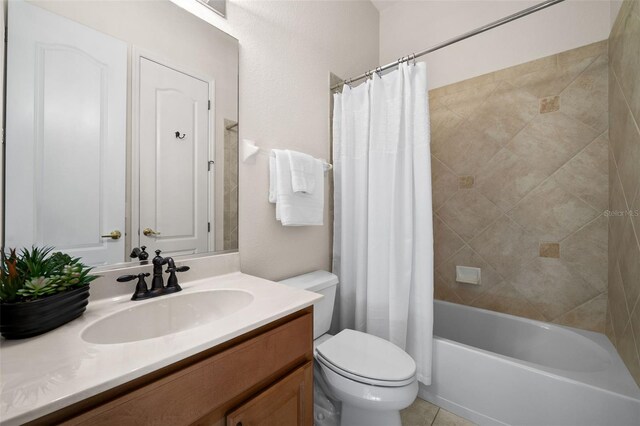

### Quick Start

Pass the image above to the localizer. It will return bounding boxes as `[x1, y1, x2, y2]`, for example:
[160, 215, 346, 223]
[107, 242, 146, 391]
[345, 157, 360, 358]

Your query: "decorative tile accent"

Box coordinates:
[458, 176, 475, 189]
[539, 242, 560, 258]
[539, 96, 560, 113]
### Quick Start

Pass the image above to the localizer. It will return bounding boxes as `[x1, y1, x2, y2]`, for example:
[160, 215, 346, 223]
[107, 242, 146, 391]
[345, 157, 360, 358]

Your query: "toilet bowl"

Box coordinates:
[280, 271, 418, 426]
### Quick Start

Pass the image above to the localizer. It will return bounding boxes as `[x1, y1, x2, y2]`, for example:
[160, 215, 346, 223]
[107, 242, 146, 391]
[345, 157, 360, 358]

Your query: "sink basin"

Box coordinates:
[82, 290, 254, 344]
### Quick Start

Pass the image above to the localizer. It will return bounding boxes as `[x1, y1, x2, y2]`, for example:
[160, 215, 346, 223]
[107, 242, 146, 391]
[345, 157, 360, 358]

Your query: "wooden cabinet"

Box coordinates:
[226, 362, 313, 426]
[29, 307, 313, 426]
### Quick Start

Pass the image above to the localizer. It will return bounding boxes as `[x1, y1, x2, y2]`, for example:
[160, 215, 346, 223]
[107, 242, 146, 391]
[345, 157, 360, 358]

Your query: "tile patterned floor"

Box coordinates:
[401, 398, 476, 426]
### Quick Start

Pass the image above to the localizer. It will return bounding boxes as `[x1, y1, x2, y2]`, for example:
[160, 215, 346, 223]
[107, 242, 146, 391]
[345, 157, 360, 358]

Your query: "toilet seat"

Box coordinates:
[315, 329, 416, 387]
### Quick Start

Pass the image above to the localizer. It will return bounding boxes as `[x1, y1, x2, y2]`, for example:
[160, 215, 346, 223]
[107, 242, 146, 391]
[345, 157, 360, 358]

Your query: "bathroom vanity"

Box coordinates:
[31, 308, 313, 425]
[0, 270, 321, 425]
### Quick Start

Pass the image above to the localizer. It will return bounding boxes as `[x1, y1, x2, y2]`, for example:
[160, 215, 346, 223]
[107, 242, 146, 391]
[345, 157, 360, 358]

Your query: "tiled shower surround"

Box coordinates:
[606, 0, 640, 386]
[430, 40, 609, 333]
[224, 119, 239, 250]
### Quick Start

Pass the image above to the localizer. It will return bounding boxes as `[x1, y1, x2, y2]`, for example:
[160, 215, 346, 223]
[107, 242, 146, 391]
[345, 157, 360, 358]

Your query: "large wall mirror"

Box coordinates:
[3, 0, 239, 268]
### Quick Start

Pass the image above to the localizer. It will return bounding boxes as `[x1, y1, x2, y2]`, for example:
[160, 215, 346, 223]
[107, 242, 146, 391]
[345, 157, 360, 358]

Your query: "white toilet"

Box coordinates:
[280, 271, 418, 426]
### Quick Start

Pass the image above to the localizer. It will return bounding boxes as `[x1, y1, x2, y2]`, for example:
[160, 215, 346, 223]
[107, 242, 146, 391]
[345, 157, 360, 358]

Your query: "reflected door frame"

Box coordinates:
[131, 47, 216, 256]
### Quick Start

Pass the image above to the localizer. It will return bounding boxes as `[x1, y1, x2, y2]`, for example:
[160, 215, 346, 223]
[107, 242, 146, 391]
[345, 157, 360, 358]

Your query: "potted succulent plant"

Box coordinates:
[0, 247, 98, 339]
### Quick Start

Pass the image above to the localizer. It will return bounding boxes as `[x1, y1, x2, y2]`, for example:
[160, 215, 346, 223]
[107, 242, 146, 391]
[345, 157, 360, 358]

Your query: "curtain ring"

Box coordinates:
[412, 53, 417, 66]
[376, 66, 382, 78]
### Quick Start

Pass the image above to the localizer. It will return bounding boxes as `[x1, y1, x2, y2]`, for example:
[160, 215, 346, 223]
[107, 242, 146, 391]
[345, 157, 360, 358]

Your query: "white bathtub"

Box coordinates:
[420, 301, 640, 426]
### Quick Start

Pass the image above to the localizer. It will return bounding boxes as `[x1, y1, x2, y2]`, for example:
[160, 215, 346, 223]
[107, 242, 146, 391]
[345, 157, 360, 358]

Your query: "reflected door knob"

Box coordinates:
[143, 228, 161, 236]
[101, 230, 122, 240]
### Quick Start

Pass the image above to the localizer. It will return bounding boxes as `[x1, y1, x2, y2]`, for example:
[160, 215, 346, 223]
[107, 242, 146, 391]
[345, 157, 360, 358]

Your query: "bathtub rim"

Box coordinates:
[432, 300, 640, 400]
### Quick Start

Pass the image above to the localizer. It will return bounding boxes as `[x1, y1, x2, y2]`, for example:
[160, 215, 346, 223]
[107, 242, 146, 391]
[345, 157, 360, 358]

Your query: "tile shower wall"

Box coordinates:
[224, 119, 239, 250]
[430, 40, 609, 332]
[606, 0, 640, 385]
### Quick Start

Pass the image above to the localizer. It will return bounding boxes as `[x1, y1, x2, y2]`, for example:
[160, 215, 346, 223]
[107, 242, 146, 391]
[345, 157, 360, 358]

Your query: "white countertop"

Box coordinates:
[0, 272, 321, 425]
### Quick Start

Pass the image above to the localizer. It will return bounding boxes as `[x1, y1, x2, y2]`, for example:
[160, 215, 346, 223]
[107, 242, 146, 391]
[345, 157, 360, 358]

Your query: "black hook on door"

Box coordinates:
[175, 131, 186, 139]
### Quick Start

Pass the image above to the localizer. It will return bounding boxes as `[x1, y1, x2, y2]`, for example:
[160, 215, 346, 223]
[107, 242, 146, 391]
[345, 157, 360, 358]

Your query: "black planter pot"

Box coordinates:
[0, 286, 90, 339]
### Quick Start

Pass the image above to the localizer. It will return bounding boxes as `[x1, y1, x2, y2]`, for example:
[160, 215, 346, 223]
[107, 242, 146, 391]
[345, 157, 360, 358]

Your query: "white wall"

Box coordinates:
[379, 0, 612, 89]
[171, 0, 380, 280]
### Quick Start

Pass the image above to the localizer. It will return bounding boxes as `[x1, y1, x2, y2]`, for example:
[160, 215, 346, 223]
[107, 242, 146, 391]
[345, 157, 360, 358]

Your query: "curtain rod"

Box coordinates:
[331, 0, 566, 91]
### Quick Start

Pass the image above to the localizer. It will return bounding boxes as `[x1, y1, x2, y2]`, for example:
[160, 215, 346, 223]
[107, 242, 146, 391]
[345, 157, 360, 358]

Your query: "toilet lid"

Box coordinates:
[315, 329, 416, 385]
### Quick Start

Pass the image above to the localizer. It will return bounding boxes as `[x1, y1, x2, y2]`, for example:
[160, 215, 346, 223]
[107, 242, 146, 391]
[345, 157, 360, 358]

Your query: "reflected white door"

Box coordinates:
[138, 58, 210, 257]
[5, 0, 127, 266]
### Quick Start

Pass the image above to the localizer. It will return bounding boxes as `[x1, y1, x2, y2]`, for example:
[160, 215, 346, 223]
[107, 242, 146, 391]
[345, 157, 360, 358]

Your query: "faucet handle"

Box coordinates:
[165, 265, 190, 273]
[117, 272, 150, 282]
[117, 274, 137, 282]
[117, 273, 151, 301]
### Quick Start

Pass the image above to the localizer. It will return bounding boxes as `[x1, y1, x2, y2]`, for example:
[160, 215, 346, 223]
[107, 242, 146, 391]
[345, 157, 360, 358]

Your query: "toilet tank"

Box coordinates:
[279, 270, 338, 339]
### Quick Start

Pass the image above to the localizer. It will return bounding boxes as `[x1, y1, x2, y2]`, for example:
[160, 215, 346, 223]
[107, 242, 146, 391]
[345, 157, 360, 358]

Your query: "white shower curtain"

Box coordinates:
[332, 62, 434, 384]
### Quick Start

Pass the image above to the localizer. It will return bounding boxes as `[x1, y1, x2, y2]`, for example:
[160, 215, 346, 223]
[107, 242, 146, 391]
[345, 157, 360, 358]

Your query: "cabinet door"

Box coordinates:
[226, 362, 313, 426]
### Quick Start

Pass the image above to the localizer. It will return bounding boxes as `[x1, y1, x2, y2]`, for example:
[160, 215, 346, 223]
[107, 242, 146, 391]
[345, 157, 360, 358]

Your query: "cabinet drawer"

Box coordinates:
[54, 311, 312, 426]
[226, 361, 313, 426]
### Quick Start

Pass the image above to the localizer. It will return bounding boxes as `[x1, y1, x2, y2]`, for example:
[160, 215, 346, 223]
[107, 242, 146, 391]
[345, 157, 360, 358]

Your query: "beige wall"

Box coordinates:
[431, 41, 609, 332]
[606, 0, 640, 386]
[379, 0, 613, 89]
[171, 0, 380, 280]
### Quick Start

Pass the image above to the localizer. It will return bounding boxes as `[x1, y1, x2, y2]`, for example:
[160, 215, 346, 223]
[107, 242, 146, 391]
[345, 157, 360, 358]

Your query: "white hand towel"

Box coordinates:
[271, 149, 324, 226]
[287, 150, 318, 194]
